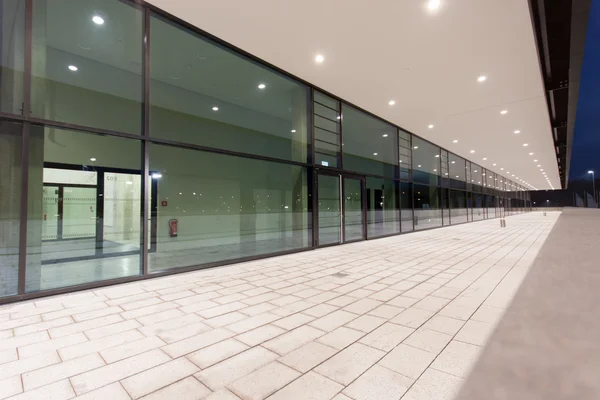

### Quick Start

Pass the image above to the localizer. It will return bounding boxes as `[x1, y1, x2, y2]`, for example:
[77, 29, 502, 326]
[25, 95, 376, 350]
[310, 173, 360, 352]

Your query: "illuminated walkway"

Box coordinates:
[0, 212, 559, 400]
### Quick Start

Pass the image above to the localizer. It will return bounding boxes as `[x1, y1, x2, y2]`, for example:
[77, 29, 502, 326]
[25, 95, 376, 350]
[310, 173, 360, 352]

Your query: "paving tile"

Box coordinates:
[267, 371, 343, 400]
[59, 329, 143, 360]
[263, 325, 326, 355]
[0, 349, 18, 365]
[279, 341, 338, 372]
[317, 326, 364, 350]
[413, 296, 450, 312]
[41, 302, 107, 322]
[105, 292, 157, 307]
[343, 298, 383, 315]
[0, 375, 22, 399]
[390, 308, 435, 329]
[158, 321, 212, 344]
[162, 327, 234, 358]
[140, 376, 211, 400]
[159, 289, 197, 302]
[235, 324, 286, 347]
[22, 353, 105, 391]
[49, 314, 123, 338]
[204, 311, 248, 328]
[367, 304, 405, 319]
[303, 303, 338, 318]
[174, 292, 221, 306]
[239, 302, 278, 316]
[309, 310, 358, 332]
[13, 316, 74, 336]
[358, 322, 414, 352]
[0, 331, 49, 352]
[422, 315, 465, 335]
[0, 351, 61, 381]
[71, 349, 171, 395]
[100, 335, 166, 363]
[75, 382, 131, 400]
[327, 295, 359, 307]
[403, 328, 453, 354]
[187, 338, 249, 369]
[136, 308, 185, 325]
[84, 319, 141, 340]
[229, 361, 301, 400]
[343, 364, 413, 400]
[378, 343, 437, 379]
[7, 379, 75, 400]
[332, 394, 353, 400]
[401, 368, 464, 400]
[72, 306, 123, 322]
[138, 314, 202, 337]
[121, 357, 199, 399]
[387, 295, 419, 308]
[430, 340, 482, 378]
[225, 312, 279, 334]
[368, 288, 402, 302]
[197, 302, 248, 319]
[315, 343, 385, 385]
[470, 305, 505, 324]
[455, 320, 495, 346]
[272, 313, 314, 330]
[344, 314, 387, 333]
[121, 302, 180, 319]
[204, 389, 242, 400]
[195, 346, 278, 390]
[18, 332, 88, 358]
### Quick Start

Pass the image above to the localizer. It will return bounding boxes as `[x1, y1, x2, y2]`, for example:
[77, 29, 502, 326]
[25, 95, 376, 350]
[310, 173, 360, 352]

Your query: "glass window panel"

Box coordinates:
[342, 105, 397, 177]
[449, 189, 468, 224]
[25, 127, 142, 293]
[315, 114, 339, 134]
[31, 0, 143, 134]
[314, 102, 339, 121]
[412, 137, 440, 185]
[150, 15, 309, 163]
[0, 0, 25, 115]
[343, 177, 364, 241]
[0, 121, 22, 297]
[314, 91, 338, 110]
[149, 144, 311, 272]
[471, 163, 483, 190]
[366, 178, 399, 238]
[318, 174, 340, 245]
[400, 182, 413, 232]
[473, 193, 484, 220]
[413, 184, 442, 230]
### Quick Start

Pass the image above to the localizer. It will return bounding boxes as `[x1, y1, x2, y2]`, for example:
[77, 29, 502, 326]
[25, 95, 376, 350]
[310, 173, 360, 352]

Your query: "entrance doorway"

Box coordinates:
[316, 171, 366, 246]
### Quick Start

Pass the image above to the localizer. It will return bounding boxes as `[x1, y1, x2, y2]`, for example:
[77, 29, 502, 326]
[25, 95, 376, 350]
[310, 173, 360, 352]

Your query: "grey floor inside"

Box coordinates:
[456, 208, 600, 400]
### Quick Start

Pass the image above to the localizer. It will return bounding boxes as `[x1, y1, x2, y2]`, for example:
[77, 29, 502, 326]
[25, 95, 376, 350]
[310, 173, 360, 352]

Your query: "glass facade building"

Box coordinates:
[0, 0, 531, 302]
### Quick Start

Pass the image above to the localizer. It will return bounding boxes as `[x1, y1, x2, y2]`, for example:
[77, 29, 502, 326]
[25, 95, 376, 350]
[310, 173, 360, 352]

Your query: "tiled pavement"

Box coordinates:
[0, 212, 559, 400]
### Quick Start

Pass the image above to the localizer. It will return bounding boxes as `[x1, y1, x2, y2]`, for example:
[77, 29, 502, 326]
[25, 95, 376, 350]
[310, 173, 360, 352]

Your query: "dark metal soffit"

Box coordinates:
[528, 0, 591, 189]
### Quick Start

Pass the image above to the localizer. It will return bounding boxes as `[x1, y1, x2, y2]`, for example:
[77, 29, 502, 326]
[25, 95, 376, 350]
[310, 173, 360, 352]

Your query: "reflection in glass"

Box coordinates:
[344, 178, 364, 241]
[400, 182, 413, 232]
[412, 137, 440, 186]
[473, 193, 484, 221]
[31, 0, 143, 134]
[413, 184, 442, 230]
[367, 178, 399, 237]
[150, 14, 309, 163]
[318, 174, 341, 245]
[0, 121, 22, 297]
[26, 127, 142, 293]
[342, 105, 397, 177]
[450, 190, 468, 224]
[149, 144, 311, 271]
[0, 0, 25, 115]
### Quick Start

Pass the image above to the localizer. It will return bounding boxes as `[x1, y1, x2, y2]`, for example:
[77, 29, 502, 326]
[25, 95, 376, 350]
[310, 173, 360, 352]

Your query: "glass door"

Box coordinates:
[317, 172, 365, 245]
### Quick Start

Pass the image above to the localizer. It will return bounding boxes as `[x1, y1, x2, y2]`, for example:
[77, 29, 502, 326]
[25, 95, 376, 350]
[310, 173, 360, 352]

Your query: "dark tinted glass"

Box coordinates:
[366, 178, 399, 238]
[450, 190, 468, 224]
[412, 137, 440, 185]
[342, 105, 397, 177]
[148, 144, 311, 271]
[400, 182, 413, 232]
[150, 15, 309, 163]
[448, 153, 466, 190]
[0, 0, 25, 115]
[31, 0, 143, 134]
[414, 184, 441, 230]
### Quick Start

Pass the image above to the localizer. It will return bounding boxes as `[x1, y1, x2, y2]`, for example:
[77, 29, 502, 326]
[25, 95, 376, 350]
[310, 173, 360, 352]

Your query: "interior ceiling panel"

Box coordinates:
[146, 0, 562, 190]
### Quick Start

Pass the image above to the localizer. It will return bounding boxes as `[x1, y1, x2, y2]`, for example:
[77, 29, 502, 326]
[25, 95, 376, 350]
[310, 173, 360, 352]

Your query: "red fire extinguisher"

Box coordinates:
[168, 219, 178, 237]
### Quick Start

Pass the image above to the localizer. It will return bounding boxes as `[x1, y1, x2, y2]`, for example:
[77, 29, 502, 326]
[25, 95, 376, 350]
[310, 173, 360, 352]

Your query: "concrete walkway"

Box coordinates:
[456, 208, 600, 400]
[0, 212, 559, 400]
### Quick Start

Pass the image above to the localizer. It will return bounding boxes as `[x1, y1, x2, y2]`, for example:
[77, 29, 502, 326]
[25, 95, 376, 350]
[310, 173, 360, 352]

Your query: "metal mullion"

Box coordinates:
[313, 112, 340, 124]
[313, 100, 339, 113]
[141, 7, 151, 275]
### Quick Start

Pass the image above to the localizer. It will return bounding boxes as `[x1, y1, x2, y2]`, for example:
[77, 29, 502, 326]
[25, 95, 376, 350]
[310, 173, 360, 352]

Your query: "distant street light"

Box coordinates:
[588, 171, 596, 205]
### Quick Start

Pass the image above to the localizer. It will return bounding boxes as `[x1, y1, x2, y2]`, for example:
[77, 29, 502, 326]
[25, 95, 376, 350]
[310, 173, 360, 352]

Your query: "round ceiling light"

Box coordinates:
[477, 75, 487, 82]
[92, 15, 104, 25]
[68, 65, 78, 71]
[315, 54, 325, 63]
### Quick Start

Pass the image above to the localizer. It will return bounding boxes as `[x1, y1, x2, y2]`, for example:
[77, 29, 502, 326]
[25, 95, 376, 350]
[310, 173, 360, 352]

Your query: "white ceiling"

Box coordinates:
[146, 0, 558, 190]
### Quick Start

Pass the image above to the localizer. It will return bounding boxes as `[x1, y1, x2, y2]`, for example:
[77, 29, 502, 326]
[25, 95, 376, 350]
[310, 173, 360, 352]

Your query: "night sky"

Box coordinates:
[570, 0, 600, 182]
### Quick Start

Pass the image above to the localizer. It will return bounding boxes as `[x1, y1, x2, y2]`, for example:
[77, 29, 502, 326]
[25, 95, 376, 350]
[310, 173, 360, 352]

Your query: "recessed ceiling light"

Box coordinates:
[500, 110, 508, 115]
[435, 154, 440, 158]
[470, 150, 475, 153]
[537, 164, 541, 167]
[523, 143, 528, 147]
[68, 65, 78, 71]
[529, 152, 534, 155]
[483, 157, 487, 160]
[382, 134, 388, 137]
[258, 83, 266, 89]
[474, 170, 478, 172]
[534, 159, 538, 162]
[418, 164, 422, 167]
[388, 100, 396, 106]
[90, 158, 96, 162]
[452, 140, 458, 143]
[291, 129, 296, 133]
[212, 106, 219, 111]
[427, 0, 441, 11]
[414, 146, 419, 149]
[315, 54, 325, 63]
[92, 15, 104, 25]
[540, 169, 544, 171]
[493, 163, 497, 166]
[373, 153, 378, 156]
[500, 168, 504, 170]
[433, 169, 437, 172]
[428, 124, 434, 129]
[456, 175, 460, 178]
[451, 161, 455, 164]
[477, 75, 487, 82]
